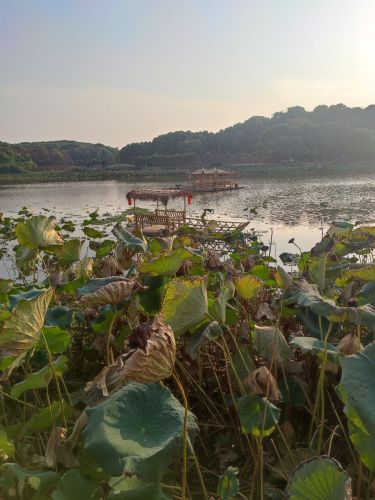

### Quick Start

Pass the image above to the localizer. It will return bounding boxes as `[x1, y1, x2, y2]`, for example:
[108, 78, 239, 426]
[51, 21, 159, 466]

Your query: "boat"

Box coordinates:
[125, 188, 249, 236]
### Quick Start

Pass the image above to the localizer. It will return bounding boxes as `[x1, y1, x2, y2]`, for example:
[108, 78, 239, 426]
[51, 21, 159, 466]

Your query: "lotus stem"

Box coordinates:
[173, 373, 188, 500]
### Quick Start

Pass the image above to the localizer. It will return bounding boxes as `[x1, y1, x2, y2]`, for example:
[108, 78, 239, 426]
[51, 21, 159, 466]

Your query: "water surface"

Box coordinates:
[1, 167, 375, 277]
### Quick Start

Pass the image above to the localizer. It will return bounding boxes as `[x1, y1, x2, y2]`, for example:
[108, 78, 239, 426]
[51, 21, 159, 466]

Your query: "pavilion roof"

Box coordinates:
[126, 188, 191, 205]
[188, 168, 235, 176]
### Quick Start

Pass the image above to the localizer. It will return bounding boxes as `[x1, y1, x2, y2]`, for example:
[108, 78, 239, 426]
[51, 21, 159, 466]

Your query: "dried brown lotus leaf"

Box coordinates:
[256, 302, 276, 321]
[80, 279, 136, 305]
[243, 366, 281, 402]
[99, 255, 123, 278]
[45, 426, 78, 468]
[206, 251, 223, 270]
[83, 306, 98, 321]
[337, 333, 363, 355]
[85, 314, 176, 397]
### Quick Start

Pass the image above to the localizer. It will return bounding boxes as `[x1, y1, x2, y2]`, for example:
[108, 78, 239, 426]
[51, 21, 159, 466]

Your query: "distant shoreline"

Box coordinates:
[1, 161, 375, 186]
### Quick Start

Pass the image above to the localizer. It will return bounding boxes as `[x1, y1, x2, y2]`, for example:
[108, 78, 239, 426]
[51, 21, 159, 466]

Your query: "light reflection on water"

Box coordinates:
[1, 168, 375, 277]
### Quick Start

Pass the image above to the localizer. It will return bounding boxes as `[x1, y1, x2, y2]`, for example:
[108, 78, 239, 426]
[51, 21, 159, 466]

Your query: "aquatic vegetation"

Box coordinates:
[1, 211, 375, 498]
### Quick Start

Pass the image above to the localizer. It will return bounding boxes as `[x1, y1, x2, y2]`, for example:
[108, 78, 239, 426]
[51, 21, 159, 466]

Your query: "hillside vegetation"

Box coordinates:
[119, 104, 375, 167]
[3, 104, 375, 176]
[0, 140, 118, 174]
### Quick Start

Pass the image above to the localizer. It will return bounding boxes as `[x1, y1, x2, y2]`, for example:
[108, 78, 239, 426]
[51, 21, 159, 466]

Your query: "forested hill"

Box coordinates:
[3, 104, 375, 175]
[119, 104, 375, 167]
[0, 140, 118, 173]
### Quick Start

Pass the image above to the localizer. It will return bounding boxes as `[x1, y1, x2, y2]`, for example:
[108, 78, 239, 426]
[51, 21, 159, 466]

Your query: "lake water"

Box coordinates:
[1, 166, 375, 277]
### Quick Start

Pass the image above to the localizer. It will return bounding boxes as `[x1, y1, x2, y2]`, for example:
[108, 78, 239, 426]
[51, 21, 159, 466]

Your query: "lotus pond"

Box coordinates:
[1, 210, 375, 498]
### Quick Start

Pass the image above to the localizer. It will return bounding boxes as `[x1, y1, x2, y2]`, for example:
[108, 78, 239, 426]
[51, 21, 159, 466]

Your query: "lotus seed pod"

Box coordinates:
[99, 255, 123, 277]
[337, 334, 363, 355]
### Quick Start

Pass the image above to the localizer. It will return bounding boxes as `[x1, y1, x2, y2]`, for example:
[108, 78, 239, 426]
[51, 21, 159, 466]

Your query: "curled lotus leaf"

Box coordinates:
[0, 288, 54, 367]
[15, 215, 64, 248]
[162, 278, 208, 336]
[293, 280, 346, 322]
[243, 366, 281, 402]
[253, 324, 292, 364]
[99, 255, 123, 277]
[85, 314, 176, 397]
[80, 279, 137, 306]
[112, 222, 147, 253]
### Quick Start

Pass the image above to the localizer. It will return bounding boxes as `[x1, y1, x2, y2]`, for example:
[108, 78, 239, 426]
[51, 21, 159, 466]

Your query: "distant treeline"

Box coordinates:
[3, 104, 375, 174]
[0, 140, 118, 174]
[119, 104, 375, 167]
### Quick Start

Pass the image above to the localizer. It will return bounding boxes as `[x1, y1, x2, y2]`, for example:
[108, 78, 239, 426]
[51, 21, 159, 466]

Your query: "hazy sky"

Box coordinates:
[1, 0, 375, 147]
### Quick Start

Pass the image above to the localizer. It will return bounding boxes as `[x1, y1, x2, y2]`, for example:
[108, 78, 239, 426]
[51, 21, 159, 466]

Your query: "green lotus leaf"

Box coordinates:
[89, 239, 116, 257]
[162, 278, 208, 336]
[253, 325, 292, 364]
[290, 337, 341, 362]
[140, 275, 168, 315]
[61, 220, 75, 232]
[337, 343, 375, 470]
[308, 254, 327, 290]
[0, 288, 54, 362]
[234, 274, 262, 300]
[286, 456, 352, 499]
[74, 256, 94, 277]
[275, 266, 293, 289]
[292, 280, 346, 322]
[11, 355, 68, 398]
[45, 305, 73, 329]
[9, 287, 45, 309]
[328, 220, 354, 236]
[80, 279, 136, 306]
[91, 305, 123, 335]
[15, 244, 38, 274]
[0, 279, 13, 305]
[83, 226, 107, 239]
[279, 252, 298, 265]
[54, 238, 82, 265]
[40, 326, 70, 354]
[78, 276, 129, 297]
[236, 394, 280, 437]
[230, 346, 255, 387]
[148, 236, 176, 256]
[0, 309, 11, 321]
[185, 321, 223, 359]
[108, 476, 170, 499]
[51, 469, 100, 500]
[0, 463, 59, 499]
[310, 235, 336, 256]
[210, 282, 234, 324]
[357, 281, 375, 306]
[0, 430, 14, 458]
[15, 215, 63, 248]
[141, 248, 191, 276]
[217, 466, 239, 500]
[26, 400, 72, 433]
[279, 376, 309, 407]
[89, 209, 99, 220]
[347, 304, 375, 331]
[84, 382, 199, 480]
[346, 264, 375, 281]
[113, 223, 147, 252]
[296, 310, 336, 339]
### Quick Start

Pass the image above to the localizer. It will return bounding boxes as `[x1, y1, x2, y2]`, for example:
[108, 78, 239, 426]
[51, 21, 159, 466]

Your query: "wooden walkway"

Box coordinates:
[134, 212, 249, 235]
